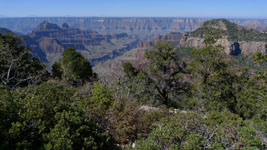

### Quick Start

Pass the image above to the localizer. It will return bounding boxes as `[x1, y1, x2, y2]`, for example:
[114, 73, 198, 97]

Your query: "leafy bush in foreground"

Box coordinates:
[0, 82, 112, 150]
[134, 111, 266, 150]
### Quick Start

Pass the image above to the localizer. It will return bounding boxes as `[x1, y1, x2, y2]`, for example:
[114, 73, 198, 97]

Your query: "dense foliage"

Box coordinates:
[121, 41, 191, 107]
[120, 33, 266, 149]
[0, 83, 113, 150]
[134, 112, 265, 150]
[0, 31, 266, 149]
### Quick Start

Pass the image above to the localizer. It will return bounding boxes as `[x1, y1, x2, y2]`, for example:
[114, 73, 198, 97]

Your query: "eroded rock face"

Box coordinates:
[239, 41, 267, 55]
[24, 22, 138, 70]
[30, 22, 111, 49]
[200, 19, 228, 31]
[180, 35, 231, 53]
[180, 34, 267, 56]
[138, 32, 183, 48]
[179, 19, 267, 56]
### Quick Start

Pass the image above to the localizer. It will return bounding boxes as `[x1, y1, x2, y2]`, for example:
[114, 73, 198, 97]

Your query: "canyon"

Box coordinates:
[23, 22, 138, 70]
[1, 18, 267, 76]
[94, 19, 267, 77]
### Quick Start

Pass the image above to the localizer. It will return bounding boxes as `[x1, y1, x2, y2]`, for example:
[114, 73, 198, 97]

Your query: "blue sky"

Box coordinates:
[0, 0, 267, 18]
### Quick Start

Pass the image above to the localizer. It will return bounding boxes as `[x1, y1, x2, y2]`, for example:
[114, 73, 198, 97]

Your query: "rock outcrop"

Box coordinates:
[180, 19, 267, 55]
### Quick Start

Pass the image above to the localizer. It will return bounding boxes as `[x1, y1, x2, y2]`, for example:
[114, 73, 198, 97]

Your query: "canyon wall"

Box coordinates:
[24, 22, 138, 70]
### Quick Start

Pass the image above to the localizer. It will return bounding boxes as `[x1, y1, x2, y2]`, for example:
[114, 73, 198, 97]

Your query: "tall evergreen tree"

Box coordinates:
[52, 48, 94, 85]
